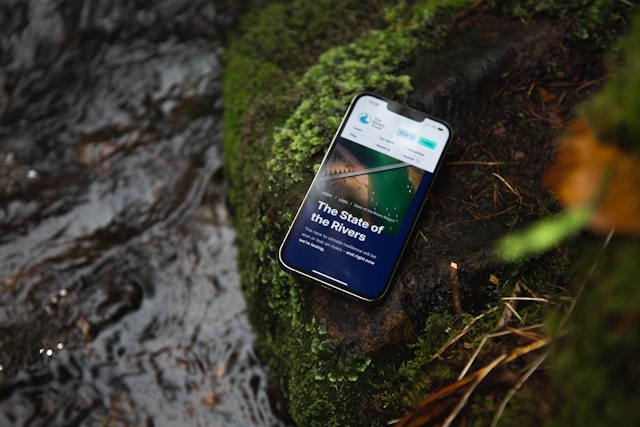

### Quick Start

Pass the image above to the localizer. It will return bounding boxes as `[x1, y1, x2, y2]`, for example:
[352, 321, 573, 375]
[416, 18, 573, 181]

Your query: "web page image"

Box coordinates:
[287, 133, 433, 297]
[282, 96, 446, 297]
[312, 137, 424, 237]
[342, 95, 448, 173]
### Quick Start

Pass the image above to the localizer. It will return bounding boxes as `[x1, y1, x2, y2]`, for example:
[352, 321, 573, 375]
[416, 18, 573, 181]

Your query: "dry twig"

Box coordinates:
[450, 262, 463, 316]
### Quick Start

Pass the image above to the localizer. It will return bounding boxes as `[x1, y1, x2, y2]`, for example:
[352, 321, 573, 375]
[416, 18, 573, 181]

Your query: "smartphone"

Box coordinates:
[279, 92, 452, 302]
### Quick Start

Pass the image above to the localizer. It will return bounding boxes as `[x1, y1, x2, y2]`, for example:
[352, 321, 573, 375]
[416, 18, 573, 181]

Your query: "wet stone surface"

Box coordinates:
[308, 17, 606, 355]
[1, 1, 282, 425]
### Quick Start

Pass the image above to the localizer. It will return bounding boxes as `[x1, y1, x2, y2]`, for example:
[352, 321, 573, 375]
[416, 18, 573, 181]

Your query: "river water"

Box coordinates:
[0, 1, 283, 425]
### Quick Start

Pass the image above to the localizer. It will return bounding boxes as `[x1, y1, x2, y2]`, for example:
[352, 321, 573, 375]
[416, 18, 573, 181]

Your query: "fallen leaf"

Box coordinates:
[538, 87, 557, 103]
[544, 117, 640, 235]
[201, 393, 221, 407]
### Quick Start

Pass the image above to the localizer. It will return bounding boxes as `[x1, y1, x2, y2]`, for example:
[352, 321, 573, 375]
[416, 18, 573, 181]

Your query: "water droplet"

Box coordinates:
[4, 152, 15, 166]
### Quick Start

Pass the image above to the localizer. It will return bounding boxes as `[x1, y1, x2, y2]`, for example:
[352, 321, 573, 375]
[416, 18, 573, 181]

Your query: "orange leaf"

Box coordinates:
[538, 87, 557, 103]
[544, 117, 640, 235]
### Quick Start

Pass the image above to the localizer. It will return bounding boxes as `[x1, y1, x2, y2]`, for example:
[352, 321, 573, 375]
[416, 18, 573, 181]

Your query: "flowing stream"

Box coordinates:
[0, 1, 283, 425]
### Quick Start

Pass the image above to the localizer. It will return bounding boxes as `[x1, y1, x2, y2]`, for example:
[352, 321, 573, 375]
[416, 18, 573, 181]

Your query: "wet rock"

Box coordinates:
[306, 19, 572, 355]
[407, 20, 555, 127]
[225, 1, 631, 424]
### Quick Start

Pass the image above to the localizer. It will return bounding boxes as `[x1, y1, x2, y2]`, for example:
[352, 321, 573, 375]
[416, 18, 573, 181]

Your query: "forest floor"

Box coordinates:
[367, 13, 614, 426]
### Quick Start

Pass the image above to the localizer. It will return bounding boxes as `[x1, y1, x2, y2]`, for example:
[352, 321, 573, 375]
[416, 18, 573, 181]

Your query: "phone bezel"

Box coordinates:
[278, 92, 453, 302]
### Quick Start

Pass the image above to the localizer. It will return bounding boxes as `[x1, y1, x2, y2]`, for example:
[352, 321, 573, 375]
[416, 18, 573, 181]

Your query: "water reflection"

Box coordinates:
[0, 1, 282, 425]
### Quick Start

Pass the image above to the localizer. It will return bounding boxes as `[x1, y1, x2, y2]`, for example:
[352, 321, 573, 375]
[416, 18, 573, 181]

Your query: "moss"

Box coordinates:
[385, 312, 460, 411]
[585, 15, 640, 155]
[374, 245, 576, 420]
[494, 0, 630, 48]
[548, 238, 640, 427]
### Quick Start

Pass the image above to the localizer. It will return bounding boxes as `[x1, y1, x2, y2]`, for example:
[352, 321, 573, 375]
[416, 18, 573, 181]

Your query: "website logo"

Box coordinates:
[358, 113, 371, 124]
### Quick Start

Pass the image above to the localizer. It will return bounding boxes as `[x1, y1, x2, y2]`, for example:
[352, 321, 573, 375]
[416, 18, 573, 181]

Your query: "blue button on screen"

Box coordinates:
[396, 128, 416, 141]
[418, 137, 436, 149]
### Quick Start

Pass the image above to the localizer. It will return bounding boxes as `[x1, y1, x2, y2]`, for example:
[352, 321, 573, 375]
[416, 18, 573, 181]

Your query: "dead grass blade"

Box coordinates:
[427, 307, 500, 364]
[491, 351, 549, 427]
[395, 337, 551, 426]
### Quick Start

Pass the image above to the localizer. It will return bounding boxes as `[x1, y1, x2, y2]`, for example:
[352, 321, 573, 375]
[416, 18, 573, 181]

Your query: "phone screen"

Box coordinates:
[279, 93, 452, 301]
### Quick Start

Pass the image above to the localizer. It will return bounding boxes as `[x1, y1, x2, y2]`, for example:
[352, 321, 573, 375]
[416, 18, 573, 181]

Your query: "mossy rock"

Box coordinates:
[222, 1, 635, 425]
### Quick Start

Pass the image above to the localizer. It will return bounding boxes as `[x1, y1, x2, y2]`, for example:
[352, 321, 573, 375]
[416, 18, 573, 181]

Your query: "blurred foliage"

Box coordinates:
[549, 238, 640, 427]
[498, 13, 640, 427]
[498, 205, 593, 261]
[498, 13, 640, 260]
[586, 16, 640, 156]
[546, 14, 640, 427]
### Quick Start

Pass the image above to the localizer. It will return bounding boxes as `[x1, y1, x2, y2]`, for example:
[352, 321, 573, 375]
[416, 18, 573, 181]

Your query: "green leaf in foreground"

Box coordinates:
[497, 205, 594, 261]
